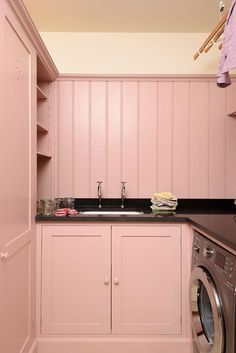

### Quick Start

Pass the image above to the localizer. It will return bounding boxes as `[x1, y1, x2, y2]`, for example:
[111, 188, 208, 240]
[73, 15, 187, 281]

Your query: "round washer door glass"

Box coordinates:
[190, 266, 224, 353]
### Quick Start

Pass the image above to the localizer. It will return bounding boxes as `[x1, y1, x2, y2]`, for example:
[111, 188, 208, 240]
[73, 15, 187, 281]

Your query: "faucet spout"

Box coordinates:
[121, 181, 126, 208]
[97, 181, 102, 208]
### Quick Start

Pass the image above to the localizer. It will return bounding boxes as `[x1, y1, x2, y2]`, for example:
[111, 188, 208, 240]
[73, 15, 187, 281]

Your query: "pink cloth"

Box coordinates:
[217, 0, 236, 87]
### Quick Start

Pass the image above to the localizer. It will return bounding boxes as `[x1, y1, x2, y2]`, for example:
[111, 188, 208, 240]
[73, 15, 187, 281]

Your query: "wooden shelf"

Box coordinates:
[37, 151, 52, 158]
[37, 122, 49, 132]
[37, 85, 48, 100]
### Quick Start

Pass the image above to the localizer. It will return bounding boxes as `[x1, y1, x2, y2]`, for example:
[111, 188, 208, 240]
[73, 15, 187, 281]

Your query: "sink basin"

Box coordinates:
[79, 210, 144, 215]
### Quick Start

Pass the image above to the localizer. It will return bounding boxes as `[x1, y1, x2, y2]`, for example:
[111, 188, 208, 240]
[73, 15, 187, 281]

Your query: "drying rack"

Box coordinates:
[194, 11, 228, 60]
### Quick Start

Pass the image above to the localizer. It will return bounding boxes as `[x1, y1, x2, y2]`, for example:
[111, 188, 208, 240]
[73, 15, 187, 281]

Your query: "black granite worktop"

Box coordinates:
[36, 199, 236, 252]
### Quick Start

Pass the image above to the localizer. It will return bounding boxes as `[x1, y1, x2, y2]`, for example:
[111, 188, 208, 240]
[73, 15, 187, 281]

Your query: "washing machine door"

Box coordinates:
[190, 266, 224, 353]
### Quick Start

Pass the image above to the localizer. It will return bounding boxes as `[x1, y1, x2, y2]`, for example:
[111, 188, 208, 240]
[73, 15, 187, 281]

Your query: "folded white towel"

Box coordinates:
[150, 191, 178, 211]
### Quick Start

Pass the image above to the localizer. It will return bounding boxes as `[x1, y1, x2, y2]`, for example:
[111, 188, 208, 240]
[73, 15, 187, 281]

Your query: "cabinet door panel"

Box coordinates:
[41, 225, 111, 334]
[0, 4, 36, 353]
[112, 226, 182, 334]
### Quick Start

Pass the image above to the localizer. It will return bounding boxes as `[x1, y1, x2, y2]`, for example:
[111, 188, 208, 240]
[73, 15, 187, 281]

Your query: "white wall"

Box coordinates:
[40, 32, 222, 74]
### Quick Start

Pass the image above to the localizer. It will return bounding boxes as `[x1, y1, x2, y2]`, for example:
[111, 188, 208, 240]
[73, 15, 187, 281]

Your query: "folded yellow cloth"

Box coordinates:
[153, 192, 173, 200]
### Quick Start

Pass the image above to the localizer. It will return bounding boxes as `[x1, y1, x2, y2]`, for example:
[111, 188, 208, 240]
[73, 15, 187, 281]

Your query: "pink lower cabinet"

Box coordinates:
[112, 225, 182, 334]
[41, 225, 111, 334]
[39, 224, 190, 343]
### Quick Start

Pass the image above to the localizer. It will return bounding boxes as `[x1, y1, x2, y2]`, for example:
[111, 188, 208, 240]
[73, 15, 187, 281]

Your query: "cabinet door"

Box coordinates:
[41, 225, 111, 334]
[112, 225, 182, 334]
[0, 3, 36, 353]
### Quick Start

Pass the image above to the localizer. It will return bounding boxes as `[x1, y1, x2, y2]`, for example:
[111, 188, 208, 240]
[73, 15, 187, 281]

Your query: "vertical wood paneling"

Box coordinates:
[173, 82, 189, 197]
[74, 82, 90, 197]
[226, 115, 236, 197]
[189, 82, 209, 198]
[90, 82, 107, 197]
[107, 82, 122, 197]
[226, 82, 236, 115]
[58, 81, 74, 196]
[122, 82, 139, 197]
[139, 82, 158, 197]
[226, 82, 236, 198]
[158, 82, 173, 192]
[209, 83, 226, 198]
[57, 77, 236, 199]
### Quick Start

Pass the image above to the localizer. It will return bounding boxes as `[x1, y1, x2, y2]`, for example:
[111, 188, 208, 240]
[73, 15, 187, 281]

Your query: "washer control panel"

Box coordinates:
[204, 246, 215, 259]
[193, 230, 236, 290]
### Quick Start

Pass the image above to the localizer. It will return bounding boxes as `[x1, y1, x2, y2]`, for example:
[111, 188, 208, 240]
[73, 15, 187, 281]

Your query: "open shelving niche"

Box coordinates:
[37, 56, 56, 200]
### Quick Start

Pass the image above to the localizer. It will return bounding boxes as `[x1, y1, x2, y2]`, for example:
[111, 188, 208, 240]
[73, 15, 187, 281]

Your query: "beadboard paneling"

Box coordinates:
[139, 82, 158, 197]
[122, 82, 139, 197]
[172, 82, 190, 197]
[56, 77, 236, 199]
[226, 82, 236, 198]
[158, 82, 173, 193]
[74, 81, 90, 197]
[107, 82, 122, 197]
[208, 82, 226, 198]
[58, 81, 74, 196]
[189, 82, 209, 198]
[90, 82, 107, 196]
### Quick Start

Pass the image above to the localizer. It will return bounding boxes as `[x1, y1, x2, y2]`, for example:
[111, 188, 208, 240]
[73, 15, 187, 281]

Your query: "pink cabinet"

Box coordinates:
[39, 224, 184, 337]
[41, 225, 111, 334]
[0, 2, 37, 353]
[112, 225, 182, 334]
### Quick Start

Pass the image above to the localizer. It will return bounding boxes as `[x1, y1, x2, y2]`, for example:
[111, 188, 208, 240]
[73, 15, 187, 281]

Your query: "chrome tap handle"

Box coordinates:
[121, 181, 126, 208]
[97, 181, 102, 208]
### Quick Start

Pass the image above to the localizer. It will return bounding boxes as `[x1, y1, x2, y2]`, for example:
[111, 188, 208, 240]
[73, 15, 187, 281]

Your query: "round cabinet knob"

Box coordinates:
[104, 277, 110, 285]
[0, 252, 8, 260]
[113, 277, 119, 285]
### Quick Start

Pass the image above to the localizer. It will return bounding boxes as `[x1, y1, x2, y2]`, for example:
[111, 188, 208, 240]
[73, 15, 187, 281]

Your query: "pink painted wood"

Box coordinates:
[58, 81, 74, 196]
[56, 77, 236, 199]
[74, 81, 91, 197]
[112, 225, 182, 335]
[0, 3, 37, 353]
[41, 225, 111, 334]
[173, 82, 190, 197]
[139, 82, 158, 197]
[107, 82, 122, 197]
[158, 82, 173, 193]
[189, 82, 209, 198]
[37, 81, 56, 199]
[122, 82, 139, 197]
[90, 82, 107, 197]
[208, 83, 226, 198]
[227, 81, 236, 115]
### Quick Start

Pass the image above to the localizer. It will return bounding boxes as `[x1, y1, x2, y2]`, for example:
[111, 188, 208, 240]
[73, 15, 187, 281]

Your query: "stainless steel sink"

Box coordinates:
[79, 210, 144, 215]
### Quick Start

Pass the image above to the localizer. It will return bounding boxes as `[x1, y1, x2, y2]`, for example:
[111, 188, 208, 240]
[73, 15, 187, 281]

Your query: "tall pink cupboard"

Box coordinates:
[0, 2, 37, 353]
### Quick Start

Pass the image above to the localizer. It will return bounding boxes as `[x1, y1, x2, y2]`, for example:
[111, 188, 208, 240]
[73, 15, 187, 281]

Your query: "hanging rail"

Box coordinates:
[194, 11, 228, 60]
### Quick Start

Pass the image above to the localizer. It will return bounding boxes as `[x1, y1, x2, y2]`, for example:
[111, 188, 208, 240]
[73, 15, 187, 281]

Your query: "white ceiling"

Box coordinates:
[23, 0, 231, 33]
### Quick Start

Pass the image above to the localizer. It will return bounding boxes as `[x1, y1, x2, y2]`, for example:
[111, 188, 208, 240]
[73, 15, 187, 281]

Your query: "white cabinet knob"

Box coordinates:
[104, 277, 110, 285]
[0, 252, 8, 260]
[113, 277, 119, 285]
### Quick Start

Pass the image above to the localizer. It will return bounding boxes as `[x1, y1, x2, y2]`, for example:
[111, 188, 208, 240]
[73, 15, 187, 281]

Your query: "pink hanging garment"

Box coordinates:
[217, 0, 236, 87]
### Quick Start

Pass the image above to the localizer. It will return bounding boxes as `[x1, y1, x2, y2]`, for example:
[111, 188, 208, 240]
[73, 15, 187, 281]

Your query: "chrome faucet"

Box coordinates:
[97, 181, 102, 208]
[121, 181, 126, 208]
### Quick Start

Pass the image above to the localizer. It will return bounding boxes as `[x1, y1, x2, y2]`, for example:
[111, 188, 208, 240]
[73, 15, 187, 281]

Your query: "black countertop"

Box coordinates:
[36, 199, 236, 252]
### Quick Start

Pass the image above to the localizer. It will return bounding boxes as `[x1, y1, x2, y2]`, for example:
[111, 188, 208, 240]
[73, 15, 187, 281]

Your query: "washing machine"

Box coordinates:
[190, 230, 236, 353]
